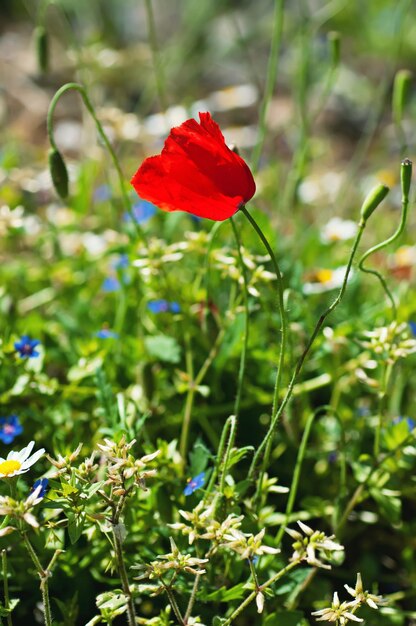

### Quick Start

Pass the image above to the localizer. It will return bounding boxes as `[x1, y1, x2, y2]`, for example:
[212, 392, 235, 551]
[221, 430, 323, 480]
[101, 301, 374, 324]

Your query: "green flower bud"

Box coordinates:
[142, 362, 155, 403]
[360, 184, 389, 222]
[34, 26, 49, 74]
[392, 69, 412, 125]
[48, 148, 69, 199]
[401, 158, 412, 199]
[328, 31, 341, 67]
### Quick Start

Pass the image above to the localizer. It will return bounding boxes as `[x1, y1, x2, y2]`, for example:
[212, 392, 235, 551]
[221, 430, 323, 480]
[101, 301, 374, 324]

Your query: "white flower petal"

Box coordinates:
[21, 448, 45, 470]
[12, 441, 35, 463]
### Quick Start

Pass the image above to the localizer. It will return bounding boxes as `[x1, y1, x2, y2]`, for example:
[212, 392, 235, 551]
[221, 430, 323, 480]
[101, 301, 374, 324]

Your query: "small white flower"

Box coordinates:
[312, 592, 362, 624]
[321, 218, 358, 244]
[303, 266, 351, 295]
[0, 441, 45, 478]
[344, 573, 386, 610]
[256, 591, 265, 614]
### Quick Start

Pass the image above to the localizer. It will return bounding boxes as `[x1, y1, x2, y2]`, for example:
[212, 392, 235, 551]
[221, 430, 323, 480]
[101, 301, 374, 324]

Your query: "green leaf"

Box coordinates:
[0, 598, 19, 616]
[61, 482, 79, 497]
[212, 618, 227, 626]
[189, 438, 211, 474]
[226, 446, 254, 469]
[204, 583, 246, 602]
[145, 335, 181, 364]
[370, 488, 402, 524]
[67, 510, 86, 544]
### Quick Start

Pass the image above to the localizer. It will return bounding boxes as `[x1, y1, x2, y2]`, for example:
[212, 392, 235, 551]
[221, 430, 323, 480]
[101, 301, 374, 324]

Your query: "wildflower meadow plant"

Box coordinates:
[2, 3, 416, 624]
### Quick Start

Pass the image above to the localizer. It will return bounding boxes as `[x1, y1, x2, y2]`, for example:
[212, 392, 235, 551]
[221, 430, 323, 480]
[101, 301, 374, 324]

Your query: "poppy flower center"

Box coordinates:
[0, 460, 21, 475]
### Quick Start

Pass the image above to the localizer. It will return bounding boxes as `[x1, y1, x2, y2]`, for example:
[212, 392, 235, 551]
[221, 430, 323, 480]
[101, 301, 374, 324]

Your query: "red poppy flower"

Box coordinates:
[131, 112, 256, 221]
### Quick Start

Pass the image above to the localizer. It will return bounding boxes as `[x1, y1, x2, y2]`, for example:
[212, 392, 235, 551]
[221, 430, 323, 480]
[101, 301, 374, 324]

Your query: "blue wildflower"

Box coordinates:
[124, 200, 157, 224]
[0, 415, 23, 444]
[409, 321, 416, 337]
[96, 329, 119, 339]
[31, 478, 49, 499]
[112, 254, 129, 270]
[183, 472, 205, 496]
[14, 335, 40, 358]
[102, 277, 120, 292]
[148, 300, 181, 314]
[393, 416, 416, 430]
[93, 185, 112, 202]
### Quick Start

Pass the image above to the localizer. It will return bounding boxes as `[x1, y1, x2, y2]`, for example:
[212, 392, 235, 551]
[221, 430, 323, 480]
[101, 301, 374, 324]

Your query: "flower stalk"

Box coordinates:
[249, 217, 367, 483]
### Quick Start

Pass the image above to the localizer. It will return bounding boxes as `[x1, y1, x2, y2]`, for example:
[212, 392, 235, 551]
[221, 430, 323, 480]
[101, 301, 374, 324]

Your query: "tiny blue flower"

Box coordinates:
[0, 415, 23, 444]
[124, 200, 157, 224]
[409, 321, 416, 337]
[183, 472, 205, 496]
[148, 300, 181, 314]
[102, 277, 120, 292]
[96, 329, 119, 339]
[328, 451, 338, 463]
[112, 254, 129, 270]
[31, 478, 49, 499]
[14, 335, 40, 358]
[393, 416, 416, 430]
[93, 185, 112, 202]
[148, 300, 170, 313]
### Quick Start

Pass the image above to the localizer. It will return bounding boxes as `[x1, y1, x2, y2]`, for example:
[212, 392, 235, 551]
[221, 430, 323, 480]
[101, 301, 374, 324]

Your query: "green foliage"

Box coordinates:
[1, 0, 416, 624]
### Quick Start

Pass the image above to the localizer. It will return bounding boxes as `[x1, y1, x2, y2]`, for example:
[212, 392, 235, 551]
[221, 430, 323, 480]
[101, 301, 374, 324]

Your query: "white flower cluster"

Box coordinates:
[312, 573, 386, 624]
[286, 521, 343, 569]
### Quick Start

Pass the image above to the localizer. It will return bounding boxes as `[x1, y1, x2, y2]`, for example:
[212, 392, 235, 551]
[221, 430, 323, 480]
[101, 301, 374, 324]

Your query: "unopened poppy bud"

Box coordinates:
[34, 26, 49, 74]
[392, 69, 412, 125]
[360, 184, 389, 222]
[49, 148, 69, 199]
[328, 31, 341, 67]
[401, 158, 412, 199]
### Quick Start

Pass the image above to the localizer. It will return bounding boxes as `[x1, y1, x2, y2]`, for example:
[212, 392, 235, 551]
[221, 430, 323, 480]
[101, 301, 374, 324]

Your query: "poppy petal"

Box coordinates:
[131, 112, 256, 221]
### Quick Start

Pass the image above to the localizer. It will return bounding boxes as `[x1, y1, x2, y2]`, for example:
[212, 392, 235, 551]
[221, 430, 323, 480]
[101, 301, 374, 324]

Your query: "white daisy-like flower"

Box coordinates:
[321, 217, 358, 244]
[0, 441, 45, 478]
[303, 266, 352, 295]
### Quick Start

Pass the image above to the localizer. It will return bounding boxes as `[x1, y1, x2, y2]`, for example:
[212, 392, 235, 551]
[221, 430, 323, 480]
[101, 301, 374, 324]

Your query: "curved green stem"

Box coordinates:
[22, 534, 53, 626]
[358, 168, 411, 320]
[144, 0, 169, 112]
[275, 407, 320, 546]
[251, 0, 285, 172]
[218, 415, 237, 496]
[230, 217, 250, 419]
[239, 206, 288, 487]
[47, 82, 144, 239]
[179, 333, 196, 465]
[112, 524, 137, 626]
[240, 206, 287, 426]
[249, 219, 366, 483]
[205, 414, 235, 499]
